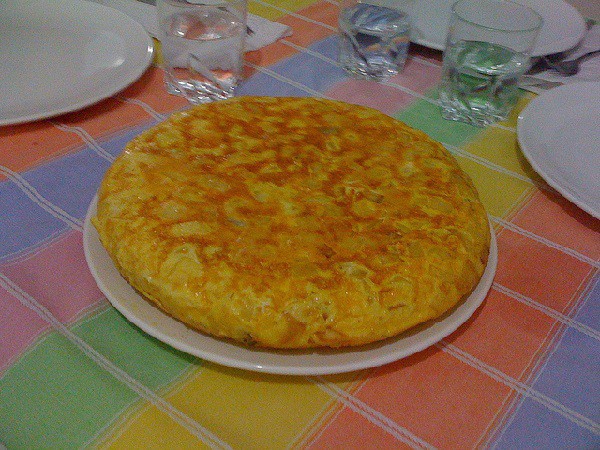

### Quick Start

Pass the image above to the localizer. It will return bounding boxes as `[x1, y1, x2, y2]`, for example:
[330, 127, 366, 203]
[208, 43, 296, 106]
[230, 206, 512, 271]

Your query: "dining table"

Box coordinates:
[1, 0, 599, 448]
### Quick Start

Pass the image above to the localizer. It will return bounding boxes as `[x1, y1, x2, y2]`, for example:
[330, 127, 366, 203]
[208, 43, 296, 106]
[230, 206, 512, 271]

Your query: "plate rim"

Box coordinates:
[0, 0, 154, 126]
[517, 81, 600, 219]
[84, 196, 497, 375]
[410, 0, 586, 57]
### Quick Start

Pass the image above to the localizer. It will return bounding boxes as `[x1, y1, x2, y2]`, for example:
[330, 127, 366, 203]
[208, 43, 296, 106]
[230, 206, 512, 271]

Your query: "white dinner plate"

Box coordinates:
[83, 197, 497, 375]
[517, 82, 600, 219]
[410, 0, 586, 57]
[0, 0, 154, 126]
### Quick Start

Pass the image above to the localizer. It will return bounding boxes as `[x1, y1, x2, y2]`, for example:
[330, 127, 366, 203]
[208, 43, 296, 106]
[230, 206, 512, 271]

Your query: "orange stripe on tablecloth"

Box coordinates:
[309, 346, 512, 449]
[0, 68, 184, 179]
[118, 66, 189, 115]
[510, 189, 600, 261]
[55, 98, 154, 139]
[305, 404, 415, 449]
[443, 289, 557, 381]
[0, 122, 82, 178]
[293, 371, 374, 448]
[245, 1, 339, 72]
[494, 226, 597, 314]
[50, 67, 190, 140]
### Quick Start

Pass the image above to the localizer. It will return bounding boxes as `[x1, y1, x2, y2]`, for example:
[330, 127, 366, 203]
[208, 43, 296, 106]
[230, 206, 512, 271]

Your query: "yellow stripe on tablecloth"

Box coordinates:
[462, 97, 542, 182]
[102, 363, 360, 449]
[454, 156, 535, 219]
[101, 402, 213, 450]
[249, 0, 320, 20]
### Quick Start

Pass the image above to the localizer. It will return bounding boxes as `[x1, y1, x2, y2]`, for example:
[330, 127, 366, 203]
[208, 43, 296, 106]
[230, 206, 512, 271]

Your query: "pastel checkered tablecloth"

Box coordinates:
[1, 1, 599, 448]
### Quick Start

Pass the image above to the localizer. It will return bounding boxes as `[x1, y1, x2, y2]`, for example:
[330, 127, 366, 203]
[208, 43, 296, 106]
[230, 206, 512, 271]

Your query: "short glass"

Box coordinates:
[439, 0, 543, 127]
[157, 0, 248, 104]
[338, 0, 413, 81]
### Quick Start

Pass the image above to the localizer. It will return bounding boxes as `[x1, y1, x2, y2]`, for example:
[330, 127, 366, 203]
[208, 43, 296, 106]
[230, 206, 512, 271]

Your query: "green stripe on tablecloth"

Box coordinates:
[394, 96, 482, 146]
[0, 307, 197, 448]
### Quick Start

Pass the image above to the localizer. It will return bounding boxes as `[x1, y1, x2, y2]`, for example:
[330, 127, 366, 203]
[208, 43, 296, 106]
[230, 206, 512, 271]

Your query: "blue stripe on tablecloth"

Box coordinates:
[20, 123, 156, 218]
[0, 123, 155, 261]
[270, 36, 346, 92]
[493, 277, 600, 448]
[238, 70, 313, 97]
[309, 35, 341, 61]
[20, 149, 110, 219]
[238, 35, 346, 97]
[574, 274, 600, 330]
[0, 181, 68, 261]
[494, 395, 599, 449]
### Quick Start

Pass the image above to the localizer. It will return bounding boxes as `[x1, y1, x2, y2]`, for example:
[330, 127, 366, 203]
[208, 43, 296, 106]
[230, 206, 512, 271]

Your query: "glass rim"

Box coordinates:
[451, 0, 543, 34]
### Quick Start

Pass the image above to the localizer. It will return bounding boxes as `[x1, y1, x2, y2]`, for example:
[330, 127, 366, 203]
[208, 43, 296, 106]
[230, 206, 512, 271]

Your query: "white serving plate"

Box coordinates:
[0, 0, 154, 126]
[518, 82, 600, 218]
[84, 197, 497, 375]
[410, 0, 586, 57]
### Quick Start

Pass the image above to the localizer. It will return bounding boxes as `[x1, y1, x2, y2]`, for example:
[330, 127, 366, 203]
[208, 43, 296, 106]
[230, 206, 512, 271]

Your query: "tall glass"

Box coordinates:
[439, 0, 543, 126]
[157, 0, 248, 104]
[338, 0, 413, 81]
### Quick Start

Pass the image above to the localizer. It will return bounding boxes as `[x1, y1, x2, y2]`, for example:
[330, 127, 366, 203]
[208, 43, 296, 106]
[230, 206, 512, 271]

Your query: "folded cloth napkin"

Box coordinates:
[91, 0, 292, 52]
[521, 24, 600, 93]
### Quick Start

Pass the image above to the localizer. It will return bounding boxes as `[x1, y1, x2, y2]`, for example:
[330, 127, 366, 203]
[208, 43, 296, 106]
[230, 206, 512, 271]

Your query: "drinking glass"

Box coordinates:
[338, 0, 413, 81]
[439, 0, 542, 126]
[157, 0, 248, 104]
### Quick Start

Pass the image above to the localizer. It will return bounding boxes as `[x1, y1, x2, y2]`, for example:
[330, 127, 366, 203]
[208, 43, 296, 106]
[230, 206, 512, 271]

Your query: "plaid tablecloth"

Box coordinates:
[1, 1, 599, 448]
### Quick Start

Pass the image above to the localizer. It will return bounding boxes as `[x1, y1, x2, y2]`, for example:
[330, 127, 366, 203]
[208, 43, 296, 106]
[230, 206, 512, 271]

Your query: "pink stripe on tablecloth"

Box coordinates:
[393, 57, 442, 94]
[0, 282, 49, 373]
[325, 54, 441, 115]
[0, 230, 104, 325]
[326, 79, 416, 115]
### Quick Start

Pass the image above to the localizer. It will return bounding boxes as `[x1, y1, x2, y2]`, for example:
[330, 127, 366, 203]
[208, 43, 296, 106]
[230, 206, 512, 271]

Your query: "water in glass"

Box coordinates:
[162, 6, 245, 103]
[338, 3, 410, 81]
[439, 40, 529, 126]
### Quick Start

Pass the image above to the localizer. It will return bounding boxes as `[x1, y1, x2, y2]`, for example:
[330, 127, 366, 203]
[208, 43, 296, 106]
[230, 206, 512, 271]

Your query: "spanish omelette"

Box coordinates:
[93, 96, 490, 348]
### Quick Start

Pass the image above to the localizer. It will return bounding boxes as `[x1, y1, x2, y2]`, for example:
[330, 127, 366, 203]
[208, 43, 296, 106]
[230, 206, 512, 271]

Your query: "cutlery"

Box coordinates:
[540, 49, 600, 76]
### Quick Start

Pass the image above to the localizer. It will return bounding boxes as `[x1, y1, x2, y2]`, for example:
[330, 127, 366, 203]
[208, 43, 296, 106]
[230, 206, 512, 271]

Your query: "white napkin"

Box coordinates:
[91, 0, 292, 52]
[521, 24, 600, 93]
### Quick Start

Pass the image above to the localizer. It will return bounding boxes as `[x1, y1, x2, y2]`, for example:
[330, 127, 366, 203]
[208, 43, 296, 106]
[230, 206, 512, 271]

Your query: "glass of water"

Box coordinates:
[338, 0, 413, 81]
[157, 0, 247, 104]
[439, 0, 542, 127]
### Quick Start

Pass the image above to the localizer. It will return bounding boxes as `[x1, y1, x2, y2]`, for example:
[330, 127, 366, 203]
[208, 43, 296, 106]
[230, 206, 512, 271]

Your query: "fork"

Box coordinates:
[541, 49, 600, 76]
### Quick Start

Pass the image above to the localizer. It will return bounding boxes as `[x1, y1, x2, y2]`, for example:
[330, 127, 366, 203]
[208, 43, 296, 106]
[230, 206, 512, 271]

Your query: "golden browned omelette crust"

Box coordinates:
[93, 96, 490, 348]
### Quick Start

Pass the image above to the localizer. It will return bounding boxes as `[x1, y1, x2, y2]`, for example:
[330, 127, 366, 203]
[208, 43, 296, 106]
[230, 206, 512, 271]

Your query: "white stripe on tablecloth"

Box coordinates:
[491, 216, 600, 268]
[484, 272, 599, 447]
[50, 122, 116, 163]
[437, 340, 600, 434]
[253, 0, 337, 31]
[244, 60, 332, 97]
[310, 376, 437, 449]
[493, 282, 600, 341]
[0, 273, 232, 450]
[443, 143, 544, 189]
[0, 165, 83, 231]
[278, 38, 437, 103]
[115, 96, 167, 121]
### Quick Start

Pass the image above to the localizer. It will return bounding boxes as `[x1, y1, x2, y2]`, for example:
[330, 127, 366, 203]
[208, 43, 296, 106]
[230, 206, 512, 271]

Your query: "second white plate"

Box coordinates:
[0, 0, 154, 126]
[518, 82, 600, 219]
[410, 0, 586, 57]
[84, 197, 497, 375]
